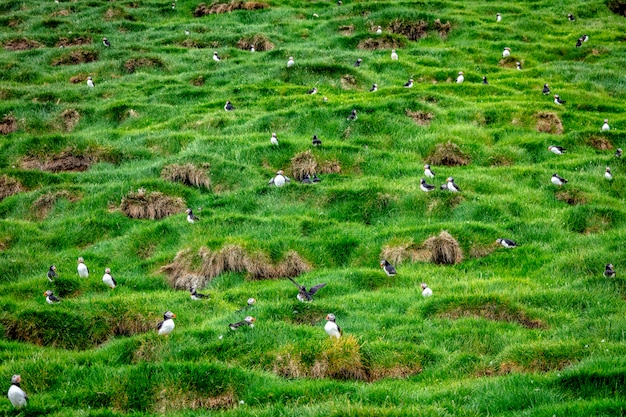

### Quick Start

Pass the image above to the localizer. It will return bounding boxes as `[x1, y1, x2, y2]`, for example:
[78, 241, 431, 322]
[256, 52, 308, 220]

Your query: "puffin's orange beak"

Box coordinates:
[172, 314, 176, 318]
[43, 291, 47, 296]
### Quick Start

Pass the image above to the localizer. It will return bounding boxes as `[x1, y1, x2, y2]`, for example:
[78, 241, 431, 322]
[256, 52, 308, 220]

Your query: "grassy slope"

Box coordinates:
[1, 0, 626, 415]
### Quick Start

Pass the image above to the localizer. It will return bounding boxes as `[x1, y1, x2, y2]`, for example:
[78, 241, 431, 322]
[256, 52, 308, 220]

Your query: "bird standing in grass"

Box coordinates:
[376, 25, 382, 34]
[420, 178, 435, 192]
[502, 47, 511, 58]
[567, 13, 575, 21]
[157, 311, 176, 336]
[224, 101, 234, 111]
[301, 174, 313, 184]
[7, 375, 27, 409]
[370, 83, 378, 92]
[496, 13, 501, 22]
[287, 277, 326, 302]
[47, 265, 57, 282]
[496, 238, 518, 248]
[542, 83, 551, 95]
[77, 257, 89, 278]
[605, 167, 613, 181]
[213, 51, 221, 62]
[312, 174, 321, 183]
[551, 173, 568, 187]
[424, 164, 435, 178]
[516, 62, 522, 70]
[186, 208, 199, 223]
[403, 78, 413, 88]
[229, 316, 255, 330]
[582, 34, 589, 42]
[446, 177, 461, 192]
[576, 38, 583, 48]
[456, 71, 464, 83]
[102, 37, 111, 47]
[87, 76, 94, 88]
[482, 76, 488, 84]
[548, 145, 565, 155]
[312, 135, 322, 146]
[616, 148, 623, 158]
[421, 283, 433, 297]
[354, 58, 362, 67]
[347, 109, 358, 121]
[190, 288, 209, 300]
[236, 298, 256, 312]
[44, 290, 60, 304]
[287, 56, 295, 67]
[602, 119, 610, 131]
[250, 45, 255, 52]
[324, 314, 341, 339]
[269, 170, 290, 187]
[270, 132, 279, 146]
[102, 268, 117, 289]
[391, 49, 398, 60]
[380, 259, 397, 277]
[554, 95, 566, 105]
[604, 263, 616, 278]
[307, 87, 318, 95]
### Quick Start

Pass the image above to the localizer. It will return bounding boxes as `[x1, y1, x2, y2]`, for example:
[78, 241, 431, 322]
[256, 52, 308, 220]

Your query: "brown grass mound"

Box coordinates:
[340, 75, 357, 89]
[406, 109, 433, 126]
[161, 163, 211, 189]
[587, 135, 613, 150]
[4, 38, 43, 51]
[161, 245, 310, 289]
[556, 189, 587, 205]
[236, 34, 274, 51]
[339, 25, 354, 35]
[56, 36, 92, 47]
[194, 1, 268, 16]
[290, 150, 317, 181]
[426, 141, 470, 166]
[60, 109, 80, 132]
[389, 18, 428, 41]
[0, 113, 17, 135]
[21, 148, 93, 172]
[439, 302, 545, 329]
[357, 36, 405, 50]
[380, 241, 430, 265]
[433, 19, 451, 38]
[52, 49, 99, 66]
[0, 175, 23, 201]
[124, 57, 164, 73]
[498, 56, 519, 68]
[424, 231, 463, 265]
[31, 190, 80, 218]
[319, 160, 342, 174]
[69, 75, 86, 84]
[536, 112, 563, 134]
[120, 188, 185, 220]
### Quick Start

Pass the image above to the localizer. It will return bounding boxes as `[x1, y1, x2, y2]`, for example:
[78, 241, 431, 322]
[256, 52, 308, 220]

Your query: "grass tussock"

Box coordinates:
[52, 49, 99, 66]
[120, 188, 185, 220]
[319, 160, 342, 174]
[59, 108, 80, 132]
[3, 38, 43, 51]
[357, 36, 406, 50]
[340, 74, 357, 89]
[31, 190, 80, 218]
[426, 141, 470, 166]
[0, 113, 17, 135]
[555, 188, 587, 205]
[339, 25, 354, 35]
[290, 150, 317, 181]
[389, 18, 428, 41]
[194, 1, 268, 16]
[236, 34, 274, 51]
[0, 175, 23, 201]
[161, 245, 310, 289]
[154, 388, 236, 412]
[433, 19, 451, 39]
[124, 57, 164, 73]
[587, 135, 613, 150]
[406, 109, 433, 126]
[424, 231, 463, 265]
[161, 163, 211, 189]
[21, 147, 94, 172]
[380, 241, 430, 265]
[56, 36, 92, 47]
[439, 302, 545, 329]
[499, 56, 520, 68]
[536, 112, 563, 135]
[608, 0, 626, 16]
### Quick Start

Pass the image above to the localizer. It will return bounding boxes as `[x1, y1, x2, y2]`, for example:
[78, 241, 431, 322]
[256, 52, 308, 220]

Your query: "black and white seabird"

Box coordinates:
[307, 87, 318, 95]
[605, 167, 613, 181]
[270, 132, 279, 146]
[551, 173, 568, 187]
[190, 288, 209, 300]
[347, 109, 358, 121]
[542, 83, 551, 95]
[102, 268, 117, 289]
[380, 259, 397, 277]
[403, 78, 413, 88]
[171, 2, 175, 8]
[102, 37, 111, 47]
[601, 119, 610, 131]
[554, 95, 566, 105]
[229, 316, 255, 330]
[43, 290, 60, 304]
[376, 25, 382, 34]
[235, 297, 256, 312]
[287, 277, 326, 302]
[269, 170, 290, 187]
[224, 101, 234, 111]
[47, 265, 57, 282]
[157, 311, 176, 336]
[424, 164, 435, 178]
[370, 83, 378, 92]
[185, 29, 190, 35]
[516, 61, 522, 70]
[7, 375, 27, 409]
[421, 283, 433, 297]
[456, 71, 464, 83]
[496, 13, 501, 22]
[446, 177, 461, 192]
[312, 174, 321, 183]
[567, 13, 575, 21]
[482, 76, 488, 84]
[186, 208, 199, 223]
[354, 58, 362, 67]
[87, 76, 94, 88]
[496, 238, 518, 248]
[213, 51, 221, 62]
[604, 263, 616, 278]
[420, 178, 435, 192]
[575, 38, 583, 48]
[250, 45, 255, 52]
[77, 257, 89, 278]
[548, 145, 565, 155]
[391, 49, 398, 61]
[324, 313, 341, 339]
[502, 47, 511, 58]
[582, 34, 589, 42]
[301, 174, 313, 184]
[287, 56, 295, 67]
[312, 135, 322, 146]
[616, 148, 623, 158]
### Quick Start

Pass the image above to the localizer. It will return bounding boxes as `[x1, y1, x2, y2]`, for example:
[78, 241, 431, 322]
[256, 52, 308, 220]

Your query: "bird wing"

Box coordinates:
[284, 176, 291, 182]
[386, 264, 397, 275]
[50, 294, 61, 302]
[287, 276, 302, 289]
[111, 275, 117, 286]
[229, 321, 244, 329]
[505, 239, 517, 246]
[268, 177, 275, 185]
[157, 320, 164, 330]
[308, 283, 327, 295]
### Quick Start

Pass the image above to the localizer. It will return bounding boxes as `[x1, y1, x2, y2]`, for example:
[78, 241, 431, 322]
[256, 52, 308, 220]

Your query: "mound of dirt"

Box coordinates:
[52, 49, 99, 66]
[536, 112, 563, 135]
[194, 1, 268, 16]
[357, 36, 405, 50]
[424, 231, 463, 265]
[389, 18, 428, 41]
[60, 109, 80, 132]
[0, 175, 23, 201]
[3, 38, 43, 51]
[406, 109, 433, 126]
[0, 113, 17, 135]
[124, 57, 164, 73]
[236, 34, 274, 51]
[21, 148, 93, 172]
[426, 141, 470, 166]
[120, 188, 185, 220]
[161, 163, 211, 189]
[56, 36, 92, 48]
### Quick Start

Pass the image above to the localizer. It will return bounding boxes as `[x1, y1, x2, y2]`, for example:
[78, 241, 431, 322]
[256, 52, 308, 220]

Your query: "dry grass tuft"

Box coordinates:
[0, 175, 23, 201]
[426, 141, 470, 166]
[56, 36, 92, 47]
[69, 75, 86, 84]
[31, 190, 80, 218]
[124, 57, 164, 73]
[424, 231, 463, 265]
[555, 189, 587, 205]
[161, 163, 211, 189]
[536, 112, 563, 134]
[312, 336, 368, 381]
[319, 160, 342, 174]
[433, 19, 451, 38]
[290, 150, 317, 181]
[194, 1, 268, 16]
[0, 113, 17, 135]
[3, 38, 43, 51]
[406, 109, 433, 126]
[587, 135, 613, 150]
[338, 25, 354, 35]
[439, 302, 546, 329]
[120, 188, 185, 220]
[21, 148, 93, 172]
[389, 18, 429, 40]
[380, 241, 430, 264]
[357, 36, 405, 50]
[236, 34, 274, 51]
[498, 56, 520, 68]
[52, 49, 99, 66]
[60, 109, 80, 132]
[340, 75, 357, 89]
[275, 250, 312, 278]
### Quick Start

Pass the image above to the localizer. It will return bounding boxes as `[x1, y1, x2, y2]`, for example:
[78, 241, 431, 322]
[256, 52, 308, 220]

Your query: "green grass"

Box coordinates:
[1, 0, 626, 415]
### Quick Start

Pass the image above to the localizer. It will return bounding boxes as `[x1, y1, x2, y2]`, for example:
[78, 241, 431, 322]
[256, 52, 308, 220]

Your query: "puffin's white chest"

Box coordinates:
[159, 319, 175, 336]
[602, 123, 610, 131]
[422, 288, 433, 297]
[77, 263, 89, 278]
[324, 321, 341, 339]
[8, 385, 27, 408]
[274, 175, 286, 187]
[102, 273, 116, 288]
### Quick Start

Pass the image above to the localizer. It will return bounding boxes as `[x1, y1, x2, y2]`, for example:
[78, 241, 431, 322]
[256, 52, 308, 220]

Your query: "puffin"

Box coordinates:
[421, 283, 433, 297]
[87, 76, 94, 88]
[347, 109, 358, 121]
[376, 25, 382, 34]
[324, 314, 341, 339]
[301, 174, 313, 184]
[224, 101, 234, 111]
[496, 238, 518, 248]
[43, 290, 60, 304]
[270, 132, 279, 146]
[190, 288, 209, 300]
[312, 174, 321, 183]
[582, 34, 589, 42]
[554, 95, 566, 105]
[482, 76, 488, 84]
[604, 263, 616, 278]
[516, 62, 522, 70]
[446, 177, 461, 192]
[575, 38, 583, 48]
[235, 297, 256, 312]
[213, 51, 221, 62]
[269, 170, 290, 187]
[391, 49, 398, 61]
[157, 311, 176, 336]
[551, 173, 568, 187]
[307, 87, 318, 95]
[502, 47, 511, 58]
[542, 83, 551, 95]
[229, 316, 255, 330]
[440, 182, 448, 191]
[496, 13, 501, 22]
[47, 265, 57, 282]
[354, 58, 362, 67]
[185, 29, 190, 35]
[601, 119, 610, 131]
[616, 148, 623, 158]
[77, 257, 89, 278]
[250, 45, 255, 52]
[420, 178, 435, 192]
[312, 135, 322, 146]
[605, 167, 613, 181]
[287, 277, 326, 302]
[548, 145, 565, 155]
[7, 375, 27, 409]
[567, 13, 575, 21]
[102, 268, 117, 289]
[403, 78, 413, 88]
[424, 164, 435, 178]
[171, 2, 175, 8]
[456, 71, 464, 83]
[287, 56, 295, 67]
[186, 208, 199, 223]
[370, 83, 378, 92]
[380, 259, 397, 277]
[102, 37, 111, 47]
